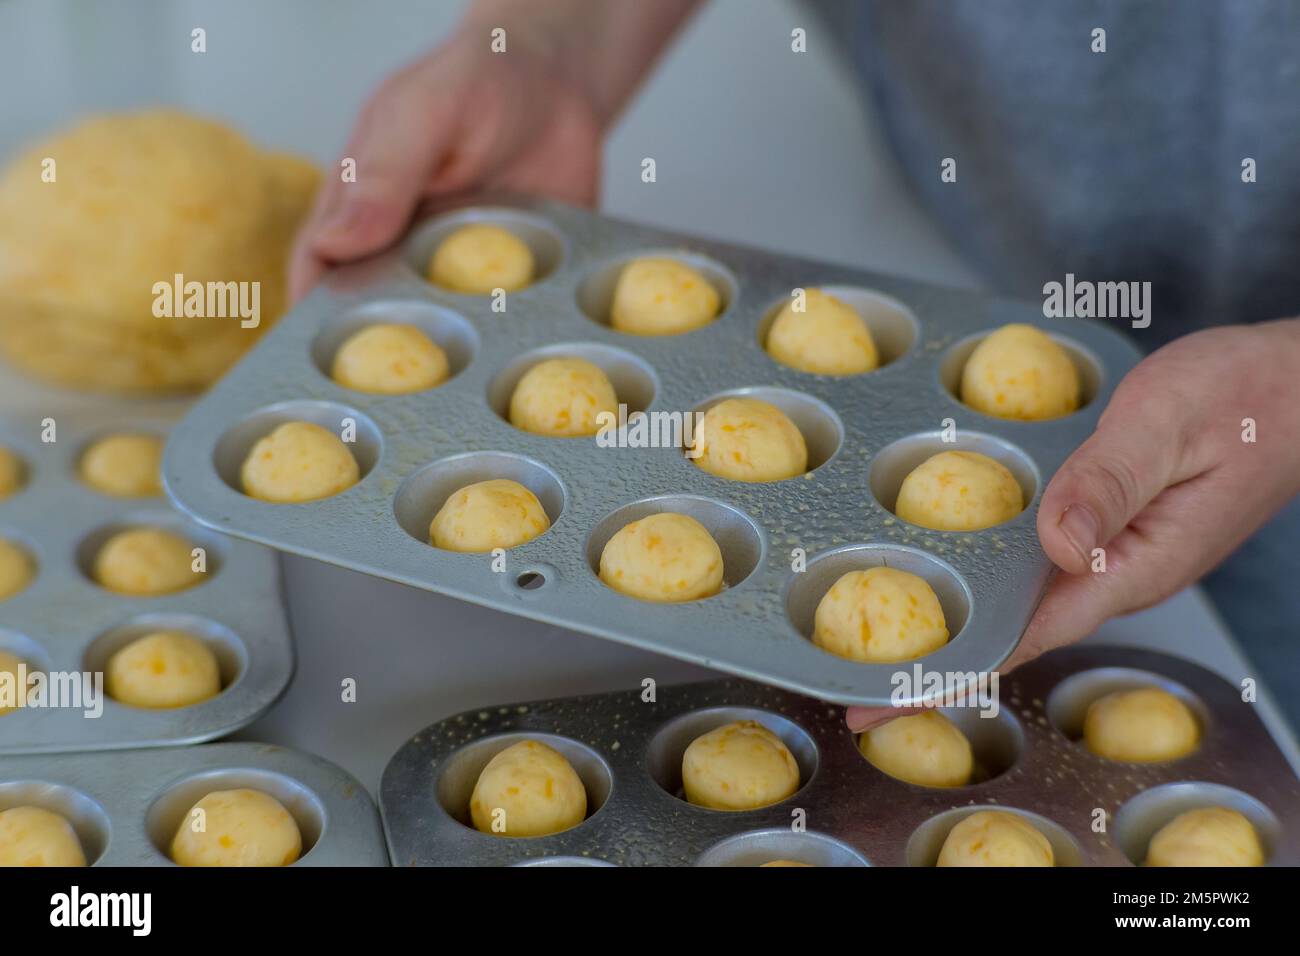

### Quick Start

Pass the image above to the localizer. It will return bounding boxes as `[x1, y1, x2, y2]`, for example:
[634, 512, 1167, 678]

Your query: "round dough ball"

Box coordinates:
[79, 432, 164, 497]
[429, 223, 535, 294]
[0, 537, 34, 602]
[1146, 807, 1265, 868]
[0, 806, 87, 867]
[171, 788, 302, 867]
[760, 860, 813, 867]
[241, 421, 360, 504]
[859, 710, 973, 787]
[469, 739, 588, 837]
[509, 357, 618, 437]
[106, 631, 221, 709]
[598, 512, 724, 603]
[682, 720, 801, 811]
[0, 445, 24, 499]
[1083, 687, 1200, 763]
[93, 527, 201, 596]
[429, 479, 550, 553]
[0, 649, 31, 716]
[331, 323, 449, 394]
[895, 450, 1023, 532]
[691, 398, 809, 483]
[813, 567, 949, 663]
[766, 288, 879, 375]
[937, 810, 1054, 867]
[961, 324, 1080, 421]
[610, 257, 720, 335]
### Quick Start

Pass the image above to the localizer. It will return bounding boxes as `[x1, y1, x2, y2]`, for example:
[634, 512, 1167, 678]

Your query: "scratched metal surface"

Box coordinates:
[163, 197, 1142, 706]
[379, 647, 1300, 867]
[0, 741, 387, 865]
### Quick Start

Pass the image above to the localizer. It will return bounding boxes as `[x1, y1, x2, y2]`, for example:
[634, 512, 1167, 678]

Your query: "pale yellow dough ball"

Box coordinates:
[93, 527, 200, 596]
[0, 806, 87, 867]
[598, 512, 724, 603]
[766, 288, 879, 375]
[429, 223, 535, 294]
[241, 421, 360, 504]
[691, 398, 808, 483]
[859, 710, 972, 787]
[0, 649, 31, 716]
[895, 451, 1024, 532]
[760, 860, 813, 867]
[961, 323, 1080, 421]
[0, 446, 24, 499]
[813, 567, 949, 663]
[331, 323, 449, 394]
[1146, 807, 1265, 868]
[79, 432, 164, 497]
[610, 257, 720, 335]
[429, 479, 550, 553]
[1083, 687, 1200, 763]
[509, 357, 618, 437]
[106, 631, 221, 709]
[682, 720, 801, 811]
[171, 788, 302, 867]
[469, 739, 588, 837]
[937, 810, 1054, 867]
[0, 537, 34, 602]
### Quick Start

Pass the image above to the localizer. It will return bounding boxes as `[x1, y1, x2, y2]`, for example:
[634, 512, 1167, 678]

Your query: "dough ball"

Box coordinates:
[241, 421, 360, 504]
[610, 257, 720, 335]
[509, 357, 618, 437]
[813, 567, 949, 663]
[682, 720, 801, 811]
[961, 324, 1080, 421]
[0, 649, 31, 716]
[470, 740, 588, 837]
[765, 288, 879, 375]
[1146, 807, 1265, 868]
[171, 789, 302, 867]
[106, 631, 221, 709]
[0, 446, 24, 499]
[93, 527, 201, 596]
[331, 323, 449, 394]
[429, 479, 550, 552]
[760, 860, 813, 867]
[1083, 687, 1200, 763]
[0, 806, 86, 867]
[429, 223, 535, 294]
[858, 710, 972, 787]
[0, 537, 34, 602]
[691, 398, 809, 483]
[937, 810, 1054, 867]
[598, 512, 724, 603]
[79, 432, 164, 497]
[895, 451, 1024, 532]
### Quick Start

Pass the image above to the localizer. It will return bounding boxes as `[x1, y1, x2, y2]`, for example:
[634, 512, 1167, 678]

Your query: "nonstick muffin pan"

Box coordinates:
[0, 741, 387, 865]
[163, 196, 1142, 707]
[379, 647, 1300, 866]
[0, 408, 293, 754]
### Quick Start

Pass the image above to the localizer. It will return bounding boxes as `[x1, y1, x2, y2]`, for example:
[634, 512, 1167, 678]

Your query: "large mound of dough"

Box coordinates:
[430, 224, 535, 294]
[171, 788, 302, 867]
[331, 323, 449, 394]
[0, 110, 318, 393]
[241, 421, 360, 503]
[610, 257, 720, 335]
[859, 710, 972, 787]
[509, 357, 618, 437]
[1146, 807, 1265, 867]
[682, 720, 801, 811]
[429, 479, 550, 552]
[691, 398, 808, 483]
[0, 806, 87, 867]
[1083, 687, 1200, 763]
[813, 567, 949, 663]
[961, 324, 1080, 421]
[469, 739, 588, 837]
[0, 445, 23, 499]
[0, 537, 33, 601]
[93, 527, 201, 596]
[937, 810, 1054, 867]
[79, 432, 164, 497]
[106, 631, 221, 709]
[598, 512, 724, 603]
[766, 288, 878, 375]
[895, 450, 1024, 532]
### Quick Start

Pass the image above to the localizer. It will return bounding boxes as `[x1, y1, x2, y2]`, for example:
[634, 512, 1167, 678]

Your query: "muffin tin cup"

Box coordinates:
[0, 741, 388, 866]
[0, 410, 293, 753]
[163, 195, 1142, 706]
[379, 647, 1300, 866]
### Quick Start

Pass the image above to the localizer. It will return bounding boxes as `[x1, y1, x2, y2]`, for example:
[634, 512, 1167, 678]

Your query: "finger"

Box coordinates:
[846, 704, 924, 734]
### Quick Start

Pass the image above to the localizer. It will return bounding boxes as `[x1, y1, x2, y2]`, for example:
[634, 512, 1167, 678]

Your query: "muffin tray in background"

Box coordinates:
[379, 647, 1300, 866]
[162, 196, 1142, 707]
[0, 407, 293, 754]
[0, 741, 388, 866]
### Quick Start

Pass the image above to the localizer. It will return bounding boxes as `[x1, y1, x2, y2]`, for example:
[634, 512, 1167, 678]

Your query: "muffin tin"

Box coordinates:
[0, 409, 293, 753]
[163, 196, 1142, 706]
[380, 647, 1300, 866]
[0, 741, 388, 865]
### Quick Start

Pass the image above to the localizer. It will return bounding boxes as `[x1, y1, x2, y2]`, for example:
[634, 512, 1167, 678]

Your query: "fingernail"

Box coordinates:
[1058, 504, 1099, 564]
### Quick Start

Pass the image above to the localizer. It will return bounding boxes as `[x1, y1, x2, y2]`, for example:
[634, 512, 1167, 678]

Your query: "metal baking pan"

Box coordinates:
[162, 196, 1142, 706]
[380, 647, 1300, 866]
[0, 741, 387, 865]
